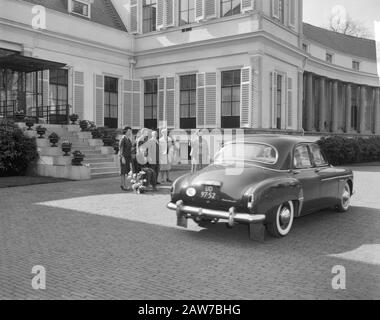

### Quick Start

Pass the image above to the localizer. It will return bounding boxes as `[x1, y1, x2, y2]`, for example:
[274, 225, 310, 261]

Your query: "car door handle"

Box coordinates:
[291, 170, 301, 175]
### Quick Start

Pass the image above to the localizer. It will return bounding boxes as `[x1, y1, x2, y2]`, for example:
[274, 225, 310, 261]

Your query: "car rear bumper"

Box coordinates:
[167, 200, 266, 227]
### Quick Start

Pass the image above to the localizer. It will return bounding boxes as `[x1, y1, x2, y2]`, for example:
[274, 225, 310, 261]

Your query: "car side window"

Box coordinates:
[309, 144, 328, 167]
[293, 145, 312, 169]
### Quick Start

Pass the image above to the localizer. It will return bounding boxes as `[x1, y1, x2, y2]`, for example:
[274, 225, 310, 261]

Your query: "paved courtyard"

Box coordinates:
[0, 167, 379, 300]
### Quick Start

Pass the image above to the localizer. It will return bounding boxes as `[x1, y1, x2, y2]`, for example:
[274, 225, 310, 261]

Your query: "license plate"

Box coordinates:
[200, 186, 218, 200]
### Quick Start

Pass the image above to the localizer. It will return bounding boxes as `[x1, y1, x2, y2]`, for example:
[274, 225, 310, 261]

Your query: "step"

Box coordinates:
[88, 162, 117, 169]
[91, 172, 120, 179]
[84, 154, 115, 160]
[91, 167, 119, 174]
[84, 158, 115, 164]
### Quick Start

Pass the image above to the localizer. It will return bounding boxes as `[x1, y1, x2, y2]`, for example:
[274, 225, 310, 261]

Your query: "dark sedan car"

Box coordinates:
[167, 135, 354, 241]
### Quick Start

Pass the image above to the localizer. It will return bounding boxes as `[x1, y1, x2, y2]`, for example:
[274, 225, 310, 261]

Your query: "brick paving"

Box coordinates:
[0, 167, 379, 300]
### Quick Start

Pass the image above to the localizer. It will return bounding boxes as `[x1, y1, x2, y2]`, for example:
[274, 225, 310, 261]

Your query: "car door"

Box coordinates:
[291, 144, 320, 214]
[309, 143, 339, 208]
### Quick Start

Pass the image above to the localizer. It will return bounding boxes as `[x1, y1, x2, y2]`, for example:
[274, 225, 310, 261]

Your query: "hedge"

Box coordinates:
[0, 121, 39, 176]
[317, 136, 380, 166]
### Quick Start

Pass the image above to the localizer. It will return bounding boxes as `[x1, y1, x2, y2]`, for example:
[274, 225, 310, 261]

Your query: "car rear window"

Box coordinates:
[214, 143, 278, 165]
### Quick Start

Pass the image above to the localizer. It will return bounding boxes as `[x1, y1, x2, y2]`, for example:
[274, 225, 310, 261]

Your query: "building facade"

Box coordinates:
[1, 0, 379, 135]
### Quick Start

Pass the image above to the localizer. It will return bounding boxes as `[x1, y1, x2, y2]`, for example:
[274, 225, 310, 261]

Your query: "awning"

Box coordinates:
[0, 54, 66, 72]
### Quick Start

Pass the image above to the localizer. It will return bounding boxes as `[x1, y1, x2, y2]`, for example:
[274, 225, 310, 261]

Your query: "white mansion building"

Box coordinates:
[1, 0, 379, 135]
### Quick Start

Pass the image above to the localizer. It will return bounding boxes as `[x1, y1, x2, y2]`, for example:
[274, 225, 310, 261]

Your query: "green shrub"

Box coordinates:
[0, 124, 39, 177]
[318, 136, 380, 165]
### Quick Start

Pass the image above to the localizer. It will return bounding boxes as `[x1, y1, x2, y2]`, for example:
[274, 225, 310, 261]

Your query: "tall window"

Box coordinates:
[352, 61, 360, 71]
[326, 53, 333, 63]
[220, 0, 241, 17]
[70, 0, 90, 18]
[275, 74, 283, 129]
[104, 77, 118, 129]
[143, 0, 157, 33]
[144, 79, 158, 129]
[179, 0, 195, 26]
[49, 69, 68, 108]
[279, 0, 285, 24]
[221, 70, 241, 128]
[351, 85, 359, 131]
[180, 75, 196, 129]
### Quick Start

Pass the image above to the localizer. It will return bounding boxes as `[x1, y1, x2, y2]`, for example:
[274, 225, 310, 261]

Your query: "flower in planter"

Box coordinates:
[69, 113, 79, 125]
[72, 150, 85, 166]
[48, 132, 60, 147]
[35, 125, 47, 139]
[14, 110, 25, 122]
[25, 117, 35, 130]
[61, 140, 72, 156]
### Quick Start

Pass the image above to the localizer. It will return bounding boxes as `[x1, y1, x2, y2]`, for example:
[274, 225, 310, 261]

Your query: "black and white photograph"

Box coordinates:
[0, 0, 379, 304]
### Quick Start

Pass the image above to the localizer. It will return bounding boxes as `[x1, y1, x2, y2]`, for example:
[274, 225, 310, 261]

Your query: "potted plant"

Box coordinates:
[102, 136, 114, 147]
[36, 125, 47, 139]
[48, 132, 59, 147]
[79, 120, 89, 132]
[72, 150, 85, 166]
[14, 110, 25, 123]
[69, 113, 79, 125]
[25, 117, 34, 130]
[61, 140, 72, 156]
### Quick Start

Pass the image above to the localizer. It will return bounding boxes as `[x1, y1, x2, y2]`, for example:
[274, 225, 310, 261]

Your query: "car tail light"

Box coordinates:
[247, 195, 254, 210]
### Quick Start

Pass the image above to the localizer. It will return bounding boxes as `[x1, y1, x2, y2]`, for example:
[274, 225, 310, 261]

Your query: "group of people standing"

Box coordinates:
[118, 126, 179, 191]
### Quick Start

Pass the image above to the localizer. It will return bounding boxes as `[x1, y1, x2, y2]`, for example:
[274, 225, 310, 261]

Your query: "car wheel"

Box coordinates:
[336, 182, 352, 212]
[266, 201, 295, 238]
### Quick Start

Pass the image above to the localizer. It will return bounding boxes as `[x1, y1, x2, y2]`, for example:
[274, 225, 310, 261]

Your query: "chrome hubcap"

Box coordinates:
[342, 184, 351, 209]
[279, 207, 291, 230]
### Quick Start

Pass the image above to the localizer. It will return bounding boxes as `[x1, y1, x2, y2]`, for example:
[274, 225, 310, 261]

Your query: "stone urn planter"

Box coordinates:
[25, 117, 34, 130]
[79, 120, 89, 132]
[36, 125, 47, 139]
[48, 132, 59, 147]
[61, 140, 72, 156]
[69, 113, 79, 125]
[72, 150, 85, 166]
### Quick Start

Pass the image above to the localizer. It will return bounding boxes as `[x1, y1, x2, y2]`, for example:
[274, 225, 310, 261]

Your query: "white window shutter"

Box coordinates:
[205, 0, 217, 19]
[241, 0, 254, 13]
[158, 77, 165, 128]
[271, 0, 280, 19]
[240, 67, 252, 128]
[123, 79, 133, 127]
[132, 80, 142, 129]
[271, 72, 278, 129]
[165, 0, 175, 27]
[94, 74, 104, 127]
[205, 72, 217, 128]
[130, 0, 141, 34]
[289, 0, 296, 28]
[156, 0, 165, 30]
[196, 73, 205, 128]
[287, 77, 295, 129]
[166, 77, 175, 128]
[195, 0, 205, 22]
[74, 71, 85, 120]
[42, 70, 49, 107]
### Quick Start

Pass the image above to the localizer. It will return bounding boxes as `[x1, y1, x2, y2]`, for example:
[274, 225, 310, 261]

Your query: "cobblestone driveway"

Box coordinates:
[0, 167, 379, 300]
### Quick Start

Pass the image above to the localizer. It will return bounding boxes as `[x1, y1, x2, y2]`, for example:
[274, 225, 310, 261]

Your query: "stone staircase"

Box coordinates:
[21, 124, 120, 180]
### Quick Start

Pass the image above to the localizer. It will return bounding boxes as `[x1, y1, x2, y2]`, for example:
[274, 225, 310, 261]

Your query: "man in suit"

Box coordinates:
[119, 126, 133, 191]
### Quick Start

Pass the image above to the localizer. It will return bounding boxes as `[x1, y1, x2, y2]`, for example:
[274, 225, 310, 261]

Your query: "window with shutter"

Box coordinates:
[195, 0, 205, 21]
[271, 0, 280, 19]
[289, 0, 296, 28]
[240, 67, 252, 128]
[73, 70, 84, 120]
[132, 80, 142, 128]
[130, 0, 141, 34]
[158, 77, 165, 128]
[196, 73, 205, 127]
[204, 0, 217, 19]
[205, 72, 217, 128]
[287, 77, 296, 129]
[123, 79, 133, 127]
[271, 71, 278, 129]
[241, 0, 254, 13]
[165, 0, 175, 27]
[221, 70, 241, 128]
[166, 77, 175, 128]
[94, 74, 104, 127]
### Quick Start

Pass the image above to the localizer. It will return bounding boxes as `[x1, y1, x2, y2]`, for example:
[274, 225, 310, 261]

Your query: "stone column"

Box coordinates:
[306, 73, 314, 132]
[345, 84, 352, 133]
[375, 88, 380, 135]
[359, 86, 367, 133]
[318, 77, 326, 132]
[331, 80, 339, 133]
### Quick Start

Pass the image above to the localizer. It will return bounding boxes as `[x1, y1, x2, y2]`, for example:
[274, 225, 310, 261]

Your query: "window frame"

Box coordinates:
[143, 0, 157, 33]
[352, 60, 360, 71]
[69, 0, 91, 19]
[104, 76, 119, 126]
[49, 69, 68, 108]
[179, 0, 195, 26]
[326, 52, 333, 64]
[292, 143, 313, 170]
[220, 0, 242, 18]
[309, 143, 329, 168]
[144, 78, 158, 121]
[179, 74, 196, 128]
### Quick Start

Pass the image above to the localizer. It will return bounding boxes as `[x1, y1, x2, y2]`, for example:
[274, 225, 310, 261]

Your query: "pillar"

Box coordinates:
[318, 77, 326, 132]
[345, 84, 352, 133]
[306, 73, 314, 132]
[359, 86, 367, 133]
[331, 80, 339, 133]
[375, 88, 380, 135]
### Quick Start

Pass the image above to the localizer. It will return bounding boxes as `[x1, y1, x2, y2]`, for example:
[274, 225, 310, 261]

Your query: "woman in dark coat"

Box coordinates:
[119, 126, 133, 191]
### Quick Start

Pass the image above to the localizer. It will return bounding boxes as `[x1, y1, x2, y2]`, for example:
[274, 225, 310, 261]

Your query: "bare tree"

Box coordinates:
[329, 12, 373, 39]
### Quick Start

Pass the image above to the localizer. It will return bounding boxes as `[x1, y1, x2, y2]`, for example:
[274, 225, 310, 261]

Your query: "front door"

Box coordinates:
[104, 76, 118, 129]
[292, 144, 320, 214]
